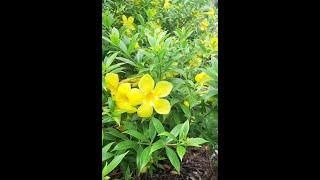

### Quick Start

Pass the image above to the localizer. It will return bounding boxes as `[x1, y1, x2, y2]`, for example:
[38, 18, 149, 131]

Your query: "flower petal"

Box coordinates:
[195, 72, 211, 84]
[137, 103, 153, 117]
[153, 98, 171, 115]
[117, 83, 131, 95]
[105, 73, 119, 92]
[128, 88, 144, 106]
[122, 15, 127, 23]
[116, 101, 137, 113]
[138, 74, 154, 94]
[153, 81, 173, 97]
[128, 16, 134, 23]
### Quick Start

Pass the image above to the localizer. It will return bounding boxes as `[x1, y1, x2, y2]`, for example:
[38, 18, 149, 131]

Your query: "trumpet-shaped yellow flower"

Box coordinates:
[164, 0, 171, 9]
[195, 72, 211, 85]
[105, 73, 144, 113]
[200, 19, 209, 31]
[189, 56, 202, 67]
[134, 42, 140, 49]
[205, 8, 215, 16]
[210, 37, 218, 51]
[122, 15, 135, 31]
[137, 74, 173, 117]
[105, 73, 119, 97]
[114, 83, 144, 113]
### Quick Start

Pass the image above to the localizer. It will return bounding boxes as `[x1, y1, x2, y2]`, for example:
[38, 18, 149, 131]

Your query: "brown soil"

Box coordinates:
[137, 146, 217, 180]
[109, 146, 217, 180]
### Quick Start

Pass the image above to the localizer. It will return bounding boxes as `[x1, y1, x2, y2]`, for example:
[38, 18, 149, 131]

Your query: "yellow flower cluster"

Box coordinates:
[210, 37, 218, 51]
[105, 73, 173, 118]
[200, 19, 209, 31]
[122, 15, 135, 35]
[164, 0, 171, 9]
[201, 36, 218, 52]
[189, 55, 202, 67]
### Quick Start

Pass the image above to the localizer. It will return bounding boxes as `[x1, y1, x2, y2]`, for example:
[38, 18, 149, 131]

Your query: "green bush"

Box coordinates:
[102, 0, 218, 179]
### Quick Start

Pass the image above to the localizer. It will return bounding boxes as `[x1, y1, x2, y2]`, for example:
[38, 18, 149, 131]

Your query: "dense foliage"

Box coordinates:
[102, 0, 218, 179]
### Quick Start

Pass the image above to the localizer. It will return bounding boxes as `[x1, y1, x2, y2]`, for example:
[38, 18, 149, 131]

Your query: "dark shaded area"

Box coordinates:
[138, 146, 217, 180]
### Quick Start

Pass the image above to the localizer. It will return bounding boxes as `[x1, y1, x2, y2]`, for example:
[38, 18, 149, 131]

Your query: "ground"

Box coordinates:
[137, 146, 217, 180]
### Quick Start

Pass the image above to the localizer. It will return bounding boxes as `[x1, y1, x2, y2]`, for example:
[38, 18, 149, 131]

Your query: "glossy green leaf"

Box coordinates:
[165, 147, 180, 173]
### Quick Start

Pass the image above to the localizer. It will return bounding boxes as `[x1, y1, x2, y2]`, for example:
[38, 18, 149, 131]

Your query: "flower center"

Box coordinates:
[146, 92, 155, 102]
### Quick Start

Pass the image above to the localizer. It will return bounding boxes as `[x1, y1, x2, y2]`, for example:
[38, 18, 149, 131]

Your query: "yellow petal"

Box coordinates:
[122, 15, 127, 23]
[137, 103, 153, 117]
[128, 16, 134, 24]
[105, 73, 119, 92]
[153, 81, 173, 97]
[128, 88, 144, 106]
[116, 101, 137, 113]
[195, 72, 211, 84]
[153, 99, 171, 114]
[117, 83, 131, 96]
[138, 74, 154, 94]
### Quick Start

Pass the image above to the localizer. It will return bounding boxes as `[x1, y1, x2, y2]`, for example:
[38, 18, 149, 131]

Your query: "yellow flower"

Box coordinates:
[205, 8, 215, 16]
[105, 73, 119, 97]
[114, 83, 144, 113]
[200, 19, 209, 31]
[164, 0, 171, 9]
[105, 73, 144, 113]
[210, 37, 218, 51]
[189, 56, 202, 67]
[134, 42, 140, 49]
[195, 72, 211, 85]
[137, 74, 173, 117]
[192, 11, 201, 17]
[122, 15, 135, 31]
[183, 100, 190, 107]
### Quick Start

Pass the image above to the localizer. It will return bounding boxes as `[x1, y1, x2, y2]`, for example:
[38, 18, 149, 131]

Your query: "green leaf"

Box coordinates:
[110, 28, 120, 46]
[107, 62, 125, 73]
[179, 120, 189, 140]
[147, 35, 157, 48]
[137, 14, 145, 25]
[102, 151, 129, 176]
[170, 124, 183, 137]
[136, 146, 143, 171]
[124, 165, 132, 180]
[119, 40, 128, 54]
[152, 117, 165, 134]
[103, 142, 114, 153]
[176, 145, 186, 161]
[112, 140, 137, 151]
[123, 130, 146, 141]
[106, 128, 128, 140]
[116, 57, 137, 67]
[102, 152, 114, 161]
[180, 104, 191, 118]
[184, 138, 208, 147]
[139, 146, 152, 173]
[165, 147, 180, 173]
[149, 119, 157, 142]
[104, 52, 119, 68]
[158, 131, 177, 143]
[149, 139, 165, 155]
